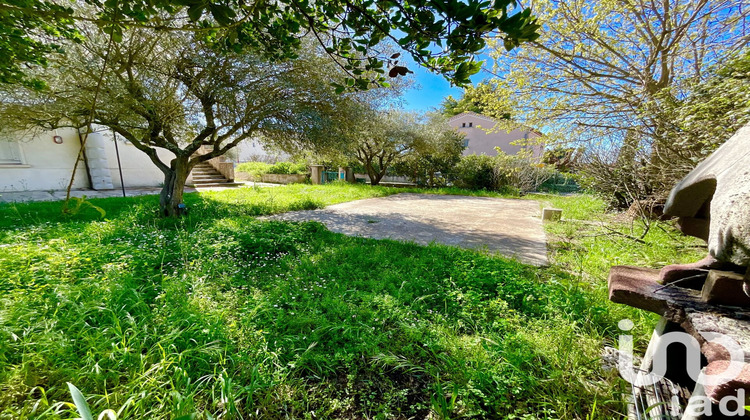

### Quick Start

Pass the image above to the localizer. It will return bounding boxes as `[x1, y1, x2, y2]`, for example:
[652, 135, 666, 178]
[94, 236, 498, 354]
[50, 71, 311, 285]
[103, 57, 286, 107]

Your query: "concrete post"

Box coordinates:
[339, 166, 355, 183]
[82, 131, 114, 190]
[344, 166, 357, 184]
[310, 165, 324, 185]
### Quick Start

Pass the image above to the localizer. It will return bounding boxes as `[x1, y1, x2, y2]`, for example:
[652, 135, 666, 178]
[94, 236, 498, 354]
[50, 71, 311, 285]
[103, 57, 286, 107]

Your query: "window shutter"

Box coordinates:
[0, 141, 22, 164]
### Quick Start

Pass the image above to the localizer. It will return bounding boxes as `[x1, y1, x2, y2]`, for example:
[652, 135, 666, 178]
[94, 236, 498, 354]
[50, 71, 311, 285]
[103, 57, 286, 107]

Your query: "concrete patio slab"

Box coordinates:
[269, 193, 548, 266]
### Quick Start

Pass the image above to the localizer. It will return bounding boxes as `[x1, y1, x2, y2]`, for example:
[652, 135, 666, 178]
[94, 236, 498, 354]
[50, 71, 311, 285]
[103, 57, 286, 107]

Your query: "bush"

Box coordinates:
[451, 150, 557, 193]
[452, 154, 498, 190]
[236, 161, 308, 179]
[539, 172, 580, 193]
[495, 149, 557, 192]
[267, 161, 308, 175]
[236, 162, 272, 179]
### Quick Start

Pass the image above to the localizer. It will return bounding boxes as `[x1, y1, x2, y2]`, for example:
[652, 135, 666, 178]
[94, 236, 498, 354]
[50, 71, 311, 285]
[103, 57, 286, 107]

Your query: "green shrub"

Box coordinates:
[236, 161, 308, 179]
[494, 149, 557, 192]
[451, 150, 557, 192]
[236, 162, 272, 179]
[452, 154, 498, 190]
[540, 171, 581, 193]
[267, 161, 308, 175]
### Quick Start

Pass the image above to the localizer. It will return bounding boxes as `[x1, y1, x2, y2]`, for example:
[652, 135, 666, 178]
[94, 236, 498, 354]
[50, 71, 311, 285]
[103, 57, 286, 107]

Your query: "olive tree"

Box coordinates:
[345, 110, 419, 186]
[394, 113, 465, 186]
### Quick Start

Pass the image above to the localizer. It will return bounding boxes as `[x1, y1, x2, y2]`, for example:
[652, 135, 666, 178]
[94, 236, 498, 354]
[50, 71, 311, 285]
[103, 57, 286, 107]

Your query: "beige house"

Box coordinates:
[0, 127, 176, 192]
[448, 112, 543, 158]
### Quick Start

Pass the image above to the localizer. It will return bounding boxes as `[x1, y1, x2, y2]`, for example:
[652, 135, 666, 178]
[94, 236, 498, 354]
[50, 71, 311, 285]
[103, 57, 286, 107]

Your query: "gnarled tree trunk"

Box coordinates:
[159, 156, 192, 217]
[364, 160, 385, 186]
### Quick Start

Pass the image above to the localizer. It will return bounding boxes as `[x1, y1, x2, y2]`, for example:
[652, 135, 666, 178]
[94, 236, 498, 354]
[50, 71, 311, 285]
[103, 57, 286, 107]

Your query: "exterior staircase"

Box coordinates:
[190, 162, 243, 188]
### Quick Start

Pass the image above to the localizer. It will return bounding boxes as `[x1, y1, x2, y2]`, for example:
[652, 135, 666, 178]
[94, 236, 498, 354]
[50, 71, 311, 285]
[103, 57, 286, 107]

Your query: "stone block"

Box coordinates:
[542, 208, 562, 221]
[701, 270, 750, 307]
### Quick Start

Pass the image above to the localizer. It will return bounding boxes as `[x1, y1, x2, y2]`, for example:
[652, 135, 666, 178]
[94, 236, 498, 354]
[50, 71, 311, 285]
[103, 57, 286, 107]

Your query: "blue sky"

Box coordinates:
[399, 54, 493, 113]
[400, 65, 462, 113]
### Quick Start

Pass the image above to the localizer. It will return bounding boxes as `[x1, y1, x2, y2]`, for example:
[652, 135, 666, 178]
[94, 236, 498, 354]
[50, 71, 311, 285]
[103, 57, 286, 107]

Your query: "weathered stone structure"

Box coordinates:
[608, 123, 750, 419]
[664, 124, 750, 268]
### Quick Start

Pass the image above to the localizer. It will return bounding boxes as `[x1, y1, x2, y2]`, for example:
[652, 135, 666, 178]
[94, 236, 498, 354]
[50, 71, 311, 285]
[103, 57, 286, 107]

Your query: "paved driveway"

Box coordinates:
[269, 193, 548, 266]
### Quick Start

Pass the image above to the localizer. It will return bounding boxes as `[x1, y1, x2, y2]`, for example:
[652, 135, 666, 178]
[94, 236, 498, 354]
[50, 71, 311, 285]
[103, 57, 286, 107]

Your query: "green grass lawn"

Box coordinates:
[0, 184, 705, 419]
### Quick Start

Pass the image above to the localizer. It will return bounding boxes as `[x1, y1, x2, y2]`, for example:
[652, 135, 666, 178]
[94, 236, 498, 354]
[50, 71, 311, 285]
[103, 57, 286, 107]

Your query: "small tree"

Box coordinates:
[479, 0, 748, 203]
[348, 111, 420, 186]
[394, 113, 465, 186]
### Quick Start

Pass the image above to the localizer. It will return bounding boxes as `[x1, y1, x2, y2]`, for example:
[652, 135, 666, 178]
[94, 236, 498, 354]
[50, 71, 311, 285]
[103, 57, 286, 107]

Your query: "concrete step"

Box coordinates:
[192, 182, 243, 188]
[193, 178, 229, 183]
[190, 162, 234, 187]
[192, 174, 225, 179]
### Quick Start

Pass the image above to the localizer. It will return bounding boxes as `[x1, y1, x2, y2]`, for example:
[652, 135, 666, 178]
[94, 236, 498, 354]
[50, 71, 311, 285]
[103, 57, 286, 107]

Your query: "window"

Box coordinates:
[462, 122, 466, 127]
[0, 140, 23, 165]
[463, 139, 469, 148]
[469, 122, 473, 127]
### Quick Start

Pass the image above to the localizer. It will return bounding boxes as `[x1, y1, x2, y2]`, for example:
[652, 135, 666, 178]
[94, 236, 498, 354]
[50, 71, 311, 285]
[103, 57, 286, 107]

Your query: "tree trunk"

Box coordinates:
[159, 157, 191, 217]
[365, 161, 384, 186]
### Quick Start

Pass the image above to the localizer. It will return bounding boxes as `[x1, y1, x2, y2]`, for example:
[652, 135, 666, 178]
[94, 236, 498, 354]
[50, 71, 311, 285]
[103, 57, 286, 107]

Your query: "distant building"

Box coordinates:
[448, 112, 543, 158]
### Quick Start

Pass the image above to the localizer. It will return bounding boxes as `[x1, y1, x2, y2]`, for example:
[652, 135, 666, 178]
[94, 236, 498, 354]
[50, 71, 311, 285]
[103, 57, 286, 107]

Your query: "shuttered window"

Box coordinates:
[0, 140, 23, 164]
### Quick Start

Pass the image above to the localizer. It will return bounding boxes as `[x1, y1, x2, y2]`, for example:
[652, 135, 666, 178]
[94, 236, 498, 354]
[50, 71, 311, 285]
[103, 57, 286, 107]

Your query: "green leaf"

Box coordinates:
[209, 4, 237, 26]
[332, 83, 345, 94]
[67, 383, 93, 420]
[187, 4, 204, 22]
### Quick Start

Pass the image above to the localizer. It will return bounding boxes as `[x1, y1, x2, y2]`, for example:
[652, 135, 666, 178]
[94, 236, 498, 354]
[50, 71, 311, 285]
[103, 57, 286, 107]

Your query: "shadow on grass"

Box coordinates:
[0, 184, 526, 231]
[0, 188, 325, 231]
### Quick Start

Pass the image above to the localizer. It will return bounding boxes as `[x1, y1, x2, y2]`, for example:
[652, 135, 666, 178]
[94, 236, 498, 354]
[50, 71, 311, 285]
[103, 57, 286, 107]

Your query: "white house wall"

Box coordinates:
[448, 113, 543, 158]
[233, 138, 290, 163]
[1, 128, 88, 192]
[100, 130, 176, 189]
[0, 127, 175, 192]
